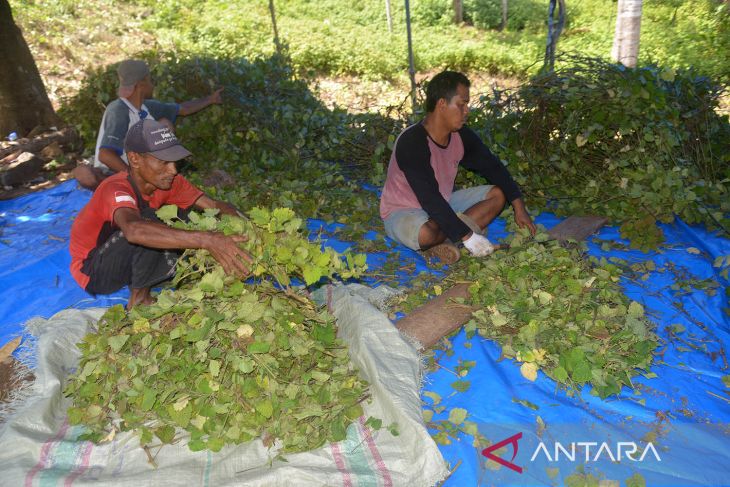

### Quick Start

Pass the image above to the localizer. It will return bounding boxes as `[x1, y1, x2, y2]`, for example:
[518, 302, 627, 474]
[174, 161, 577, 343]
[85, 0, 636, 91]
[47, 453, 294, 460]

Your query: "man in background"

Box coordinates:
[73, 59, 223, 190]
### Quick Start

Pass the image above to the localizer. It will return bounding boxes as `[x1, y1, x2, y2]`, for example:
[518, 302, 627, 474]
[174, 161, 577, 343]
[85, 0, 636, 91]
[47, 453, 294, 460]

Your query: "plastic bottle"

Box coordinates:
[7, 132, 18, 142]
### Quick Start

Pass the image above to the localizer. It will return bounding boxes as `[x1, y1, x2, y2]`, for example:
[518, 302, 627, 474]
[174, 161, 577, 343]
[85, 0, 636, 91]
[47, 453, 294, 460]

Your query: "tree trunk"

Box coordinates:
[453, 0, 463, 24]
[385, 0, 393, 33]
[611, 0, 643, 68]
[501, 0, 508, 30]
[0, 0, 59, 137]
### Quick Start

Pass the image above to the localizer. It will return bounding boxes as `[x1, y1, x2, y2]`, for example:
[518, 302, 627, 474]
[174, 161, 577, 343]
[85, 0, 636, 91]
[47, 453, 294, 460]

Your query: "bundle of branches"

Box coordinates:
[64, 207, 372, 453]
[466, 55, 730, 249]
[462, 228, 658, 398]
[390, 226, 659, 399]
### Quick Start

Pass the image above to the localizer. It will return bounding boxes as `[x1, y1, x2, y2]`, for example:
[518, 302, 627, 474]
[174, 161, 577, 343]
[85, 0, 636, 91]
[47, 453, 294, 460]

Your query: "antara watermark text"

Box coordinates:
[530, 441, 661, 463]
[481, 432, 661, 474]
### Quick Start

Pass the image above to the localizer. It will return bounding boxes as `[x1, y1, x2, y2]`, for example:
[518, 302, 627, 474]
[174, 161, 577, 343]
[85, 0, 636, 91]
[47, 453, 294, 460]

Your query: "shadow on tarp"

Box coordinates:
[1, 182, 729, 486]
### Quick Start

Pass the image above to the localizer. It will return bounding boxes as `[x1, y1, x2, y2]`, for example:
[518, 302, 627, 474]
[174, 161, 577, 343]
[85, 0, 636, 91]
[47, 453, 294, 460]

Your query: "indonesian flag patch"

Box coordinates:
[114, 192, 136, 204]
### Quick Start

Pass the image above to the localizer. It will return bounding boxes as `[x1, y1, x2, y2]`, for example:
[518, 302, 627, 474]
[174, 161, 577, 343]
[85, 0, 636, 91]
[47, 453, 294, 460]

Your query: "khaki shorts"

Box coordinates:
[383, 185, 494, 250]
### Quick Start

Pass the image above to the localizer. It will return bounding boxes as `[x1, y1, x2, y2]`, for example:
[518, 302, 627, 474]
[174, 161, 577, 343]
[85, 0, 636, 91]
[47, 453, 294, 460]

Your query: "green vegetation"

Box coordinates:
[465, 228, 657, 399]
[59, 54, 390, 244]
[14, 0, 726, 455]
[65, 207, 371, 453]
[391, 226, 659, 399]
[13, 0, 730, 82]
[465, 56, 730, 249]
[137, 0, 729, 81]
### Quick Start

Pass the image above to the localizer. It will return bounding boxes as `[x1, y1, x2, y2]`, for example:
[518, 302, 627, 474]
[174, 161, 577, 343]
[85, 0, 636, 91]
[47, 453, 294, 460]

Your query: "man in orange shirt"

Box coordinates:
[70, 119, 251, 309]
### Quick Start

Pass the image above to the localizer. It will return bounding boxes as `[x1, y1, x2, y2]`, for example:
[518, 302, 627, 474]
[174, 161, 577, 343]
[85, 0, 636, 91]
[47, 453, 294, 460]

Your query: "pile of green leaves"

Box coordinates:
[466, 56, 730, 249]
[158, 206, 366, 287]
[65, 208, 371, 453]
[458, 228, 658, 398]
[390, 226, 659, 398]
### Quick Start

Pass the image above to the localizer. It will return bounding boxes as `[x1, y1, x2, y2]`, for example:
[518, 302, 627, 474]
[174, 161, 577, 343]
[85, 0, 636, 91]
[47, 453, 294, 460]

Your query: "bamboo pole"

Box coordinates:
[268, 0, 282, 54]
[404, 0, 417, 114]
[501, 0, 508, 30]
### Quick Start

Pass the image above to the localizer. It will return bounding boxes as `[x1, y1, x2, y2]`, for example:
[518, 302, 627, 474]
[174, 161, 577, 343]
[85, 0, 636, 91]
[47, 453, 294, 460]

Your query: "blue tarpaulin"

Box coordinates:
[420, 215, 730, 486]
[1, 181, 728, 486]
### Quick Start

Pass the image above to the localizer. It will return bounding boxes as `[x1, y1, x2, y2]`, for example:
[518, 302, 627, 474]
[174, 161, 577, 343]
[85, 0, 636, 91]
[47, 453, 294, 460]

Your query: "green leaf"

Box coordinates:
[238, 358, 255, 373]
[141, 388, 157, 411]
[255, 399, 274, 419]
[168, 404, 192, 429]
[311, 371, 330, 382]
[447, 407, 467, 425]
[626, 472, 647, 487]
[67, 407, 83, 425]
[139, 427, 153, 446]
[248, 341, 270, 354]
[155, 425, 176, 444]
[199, 270, 224, 293]
[248, 207, 269, 226]
[303, 265, 322, 285]
[628, 301, 644, 318]
[552, 366, 568, 382]
[156, 205, 180, 222]
[108, 334, 129, 353]
[187, 439, 206, 452]
[207, 437, 225, 452]
[365, 417, 382, 430]
[330, 418, 347, 441]
[209, 359, 221, 377]
[491, 313, 508, 327]
[450, 380, 471, 392]
[313, 324, 336, 345]
[512, 397, 539, 410]
[572, 361, 592, 383]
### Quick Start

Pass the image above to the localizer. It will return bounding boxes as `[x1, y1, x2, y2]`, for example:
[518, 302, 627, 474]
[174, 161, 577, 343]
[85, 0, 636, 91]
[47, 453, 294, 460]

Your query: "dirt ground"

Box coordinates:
[310, 70, 522, 114]
[12, 0, 157, 111]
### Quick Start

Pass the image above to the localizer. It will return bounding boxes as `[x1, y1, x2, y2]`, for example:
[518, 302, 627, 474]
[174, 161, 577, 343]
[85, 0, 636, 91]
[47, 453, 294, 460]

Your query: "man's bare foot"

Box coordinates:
[127, 287, 155, 310]
[72, 164, 106, 191]
[423, 241, 461, 265]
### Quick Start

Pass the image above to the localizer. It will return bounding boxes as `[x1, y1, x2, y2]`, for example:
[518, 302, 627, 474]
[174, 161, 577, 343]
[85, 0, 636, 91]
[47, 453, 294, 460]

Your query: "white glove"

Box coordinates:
[463, 232, 495, 257]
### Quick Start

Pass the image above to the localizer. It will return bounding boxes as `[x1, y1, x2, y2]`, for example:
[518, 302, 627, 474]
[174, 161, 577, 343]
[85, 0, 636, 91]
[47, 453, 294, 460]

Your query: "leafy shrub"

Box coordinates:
[412, 0, 453, 26]
[125, 0, 729, 81]
[464, 0, 545, 31]
[463, 56, 730, 248]
[59, 53, 389, 240]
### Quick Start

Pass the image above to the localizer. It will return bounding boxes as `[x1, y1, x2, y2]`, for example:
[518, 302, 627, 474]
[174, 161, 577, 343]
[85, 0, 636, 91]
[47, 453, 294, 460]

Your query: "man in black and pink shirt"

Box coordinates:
[380, 70, 536, 264]
[70, 119, 252, 309]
